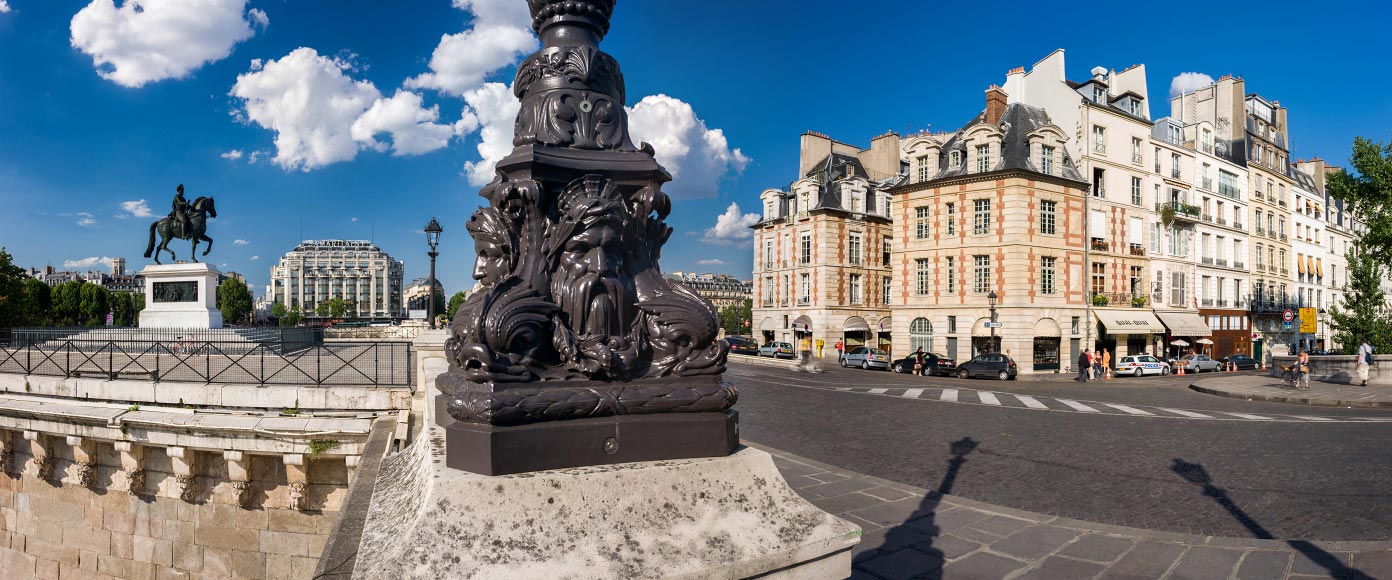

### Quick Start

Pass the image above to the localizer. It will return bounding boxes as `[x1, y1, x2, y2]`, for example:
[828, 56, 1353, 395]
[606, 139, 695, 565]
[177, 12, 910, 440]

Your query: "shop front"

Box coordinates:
[843, 316, 870, 350]
[1156, 311, 1213, 358]
[875, 317, 892, 355]
[1092, 310, 1166, 360]
[759, 317, 777, 345]
[791, 315, 815, 357]
[1032, 318, 1062, 373]
[971, 317, 1001, 357]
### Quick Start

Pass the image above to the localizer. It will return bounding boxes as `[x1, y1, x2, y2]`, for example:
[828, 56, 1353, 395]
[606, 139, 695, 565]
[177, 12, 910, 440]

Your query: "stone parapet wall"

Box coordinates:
[1270, 354, 1392, 386]
[1, 374, 409, 413]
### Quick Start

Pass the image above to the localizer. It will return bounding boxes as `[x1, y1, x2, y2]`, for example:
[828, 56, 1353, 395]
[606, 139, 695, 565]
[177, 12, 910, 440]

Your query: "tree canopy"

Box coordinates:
[216, 278, 254, 325]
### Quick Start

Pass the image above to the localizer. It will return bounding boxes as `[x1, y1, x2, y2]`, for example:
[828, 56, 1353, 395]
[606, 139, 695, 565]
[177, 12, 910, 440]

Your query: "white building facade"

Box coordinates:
[270, 240, 406, 320]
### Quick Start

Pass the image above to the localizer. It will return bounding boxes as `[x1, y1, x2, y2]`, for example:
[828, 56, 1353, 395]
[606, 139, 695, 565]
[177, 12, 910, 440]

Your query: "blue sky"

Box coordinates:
[1, 0, 1389, 298]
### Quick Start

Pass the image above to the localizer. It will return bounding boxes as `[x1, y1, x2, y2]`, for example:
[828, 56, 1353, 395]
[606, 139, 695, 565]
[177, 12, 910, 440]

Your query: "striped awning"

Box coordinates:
[1307, 255, 1316, 276]
[1317, 258, 1324, 277]
[1297, 256, 1306, 274]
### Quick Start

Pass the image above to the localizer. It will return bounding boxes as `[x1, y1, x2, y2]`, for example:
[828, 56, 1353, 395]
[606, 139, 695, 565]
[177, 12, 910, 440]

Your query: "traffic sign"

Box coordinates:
[1282, 310, 1295, 322]
[984, 321, 1003, 329]
[1299, 307, 1317, 334]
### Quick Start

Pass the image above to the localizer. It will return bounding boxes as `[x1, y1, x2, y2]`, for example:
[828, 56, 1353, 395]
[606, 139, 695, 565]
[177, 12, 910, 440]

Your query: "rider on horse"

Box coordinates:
[171, 184, 191, 237]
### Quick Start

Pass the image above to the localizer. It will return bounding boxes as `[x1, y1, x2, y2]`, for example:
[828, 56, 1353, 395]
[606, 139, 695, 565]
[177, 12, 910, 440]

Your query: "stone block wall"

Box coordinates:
[0, 448, 344, 579]
[1270, 354, 1392, 386]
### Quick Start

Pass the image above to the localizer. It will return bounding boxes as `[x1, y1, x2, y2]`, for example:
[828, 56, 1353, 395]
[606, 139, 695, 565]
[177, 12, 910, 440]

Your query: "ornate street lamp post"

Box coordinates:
[424, 217, 443, 329]
[988, 290, 998, 353]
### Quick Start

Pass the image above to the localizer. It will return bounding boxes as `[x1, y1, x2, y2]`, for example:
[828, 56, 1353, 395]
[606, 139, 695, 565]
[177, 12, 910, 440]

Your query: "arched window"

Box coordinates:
[910, 318, 933, 351]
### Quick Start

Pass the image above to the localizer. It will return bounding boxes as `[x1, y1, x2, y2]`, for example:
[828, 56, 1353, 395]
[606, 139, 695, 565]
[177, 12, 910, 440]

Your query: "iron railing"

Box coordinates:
[0, 328, 410, 387]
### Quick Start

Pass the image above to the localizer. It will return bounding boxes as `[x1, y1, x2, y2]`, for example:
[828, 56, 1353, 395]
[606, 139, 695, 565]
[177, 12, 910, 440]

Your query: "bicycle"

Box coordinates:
[1278, 366, 1309, 390]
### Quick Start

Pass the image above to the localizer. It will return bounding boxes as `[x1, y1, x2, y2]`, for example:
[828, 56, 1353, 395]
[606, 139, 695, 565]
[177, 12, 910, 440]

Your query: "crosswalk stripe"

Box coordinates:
[1293, 415, 1336, 422]
[1359, 417, 1392, 421]
[902, 388, 924, 399]
[940, 389, 958, 402]
[1057, 399, 1099, 413]
[977, 391, 1001, 406]
[1159, 408, 1212, 419]
[1102, 403, 1154, 416]
[1014, 394, 1048, 409]
[834, 387, 852, 391]
[867, 388, 888, 395]
[1223, 412, 1274, 420]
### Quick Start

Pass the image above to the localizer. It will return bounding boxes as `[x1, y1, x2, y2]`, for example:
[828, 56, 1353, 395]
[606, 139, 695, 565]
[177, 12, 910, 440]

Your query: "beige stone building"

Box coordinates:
[890, 90, 1091, 373]
[751, 131, 899, 358]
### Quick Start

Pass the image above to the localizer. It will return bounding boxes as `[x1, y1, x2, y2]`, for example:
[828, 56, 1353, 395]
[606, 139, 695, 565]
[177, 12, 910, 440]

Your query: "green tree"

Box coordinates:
[129, 292, 144, 326]
[19, 277, 51, 326]
[112, 291, 132, 326]
[1329, 242, 1392, 352]
[284, 306, 304, 327]
[1328, 137, 1392, 263]
[0, 247, 28, 328]
[446, 291, 467, 320]
[432, 288, 446, 320]
[271, 302, 287, 320]
[51, 280, 84, 326]
[315, 300, 330, 318]
[717, 299, 753, 337]
[216, 278, 253, 325]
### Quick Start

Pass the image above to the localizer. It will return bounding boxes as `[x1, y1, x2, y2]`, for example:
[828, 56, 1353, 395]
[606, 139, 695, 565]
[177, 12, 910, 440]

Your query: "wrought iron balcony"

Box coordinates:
[1090, 239, 1111, 252]
[1091, 292, 1150, 308]
[1201, 257, 1214, 265]
[1217, 258, 1228, 267]
[1159, 202, 1202, 223]
[1129, 244, 1146, 256]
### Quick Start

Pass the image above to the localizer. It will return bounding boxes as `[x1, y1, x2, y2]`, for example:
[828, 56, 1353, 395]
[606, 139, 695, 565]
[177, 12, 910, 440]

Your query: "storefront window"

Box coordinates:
[1033, 337, 1061, 371]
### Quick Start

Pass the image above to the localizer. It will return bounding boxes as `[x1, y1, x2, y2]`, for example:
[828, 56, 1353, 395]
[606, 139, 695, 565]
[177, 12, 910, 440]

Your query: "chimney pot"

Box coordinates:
[984, 85, 1008, 126]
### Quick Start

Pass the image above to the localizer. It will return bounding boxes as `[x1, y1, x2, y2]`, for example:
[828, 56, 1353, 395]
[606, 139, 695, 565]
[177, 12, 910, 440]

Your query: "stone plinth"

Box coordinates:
[139, 262, 223, 328]
[351, 429, 860, 579]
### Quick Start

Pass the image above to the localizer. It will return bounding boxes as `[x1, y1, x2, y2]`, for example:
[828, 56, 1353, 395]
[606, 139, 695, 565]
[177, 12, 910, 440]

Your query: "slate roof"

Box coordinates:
[930, 103, 1085, 184]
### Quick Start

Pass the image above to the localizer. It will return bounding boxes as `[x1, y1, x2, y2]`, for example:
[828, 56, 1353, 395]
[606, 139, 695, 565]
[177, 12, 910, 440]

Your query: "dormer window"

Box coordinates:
[950, 150, 961, 168]
[916, 156, 931, 182]
[1040, 145, 1055, 175]
[975, 145, 990, 172]
[764, 199, 775, 220]
[1129, 99, 1141, 116]
[1093, 86, 1105, 103]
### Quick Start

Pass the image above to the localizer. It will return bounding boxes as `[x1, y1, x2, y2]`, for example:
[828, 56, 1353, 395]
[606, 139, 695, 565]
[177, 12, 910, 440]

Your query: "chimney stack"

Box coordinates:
[985, 85, 1008, 126]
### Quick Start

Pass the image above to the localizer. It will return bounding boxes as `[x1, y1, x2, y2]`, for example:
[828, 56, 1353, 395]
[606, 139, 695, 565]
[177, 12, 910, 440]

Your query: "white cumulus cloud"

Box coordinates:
[697, 259, 726, 266]
[250, 255, 260, 260]
[351, 90, 457, 156]
[351, 217, 359, 222]
[0, 1, 11, 14]
[703, 203, 760, 245]
[404, 0, 536, 97]
[220, 149, 243, 160]
[461, 82, 520, 185]
[119, 199, 154, 218]
[64, 256, 114, 269]
[234, 239, 250, 245]
[1170, 72, 1215, 98]
[230, 47, 381, 171]
[628, 95, 749, 199]
[70, 0, 266, 88]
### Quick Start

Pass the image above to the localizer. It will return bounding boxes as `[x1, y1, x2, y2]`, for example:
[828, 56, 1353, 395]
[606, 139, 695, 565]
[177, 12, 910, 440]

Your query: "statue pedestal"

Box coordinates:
[352, 402, 860, 579]
[138, 263, 223, 329]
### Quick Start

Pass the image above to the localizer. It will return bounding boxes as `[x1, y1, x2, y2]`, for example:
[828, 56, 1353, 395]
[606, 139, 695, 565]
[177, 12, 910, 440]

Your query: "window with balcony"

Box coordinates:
[1154, 147, 1162, 173]
[915, 259, 930, 295]
[973, 255, 991, 294]
[763, 239, 774, 269]
[914, 206, 930, 239]
[800, 233, 812, 264]
[1131, 137, 1142, 164]
[1130, 266, 1144, 298]
[1092, 125, 1106, 154]
[946, 256, 957, 293]
[1131, 177, 1142, 205]
[849, 274, 862, 304]
[976, 144, 991, 173]
[1171, 153, 1181, 179]
[973, 199, 991, 234]
[1041, 257, 1057, 295]
[883, 276, 892, 306]
[781, 275, 790, 304]
[847, 234, 862, 266]
[1041, 145, 1055, 175]
[882, 235, 891, 266]
[1090, 262, 1106, 297]
[762, 276, 774, 306]
[799, 273, 810, 304]
[1040, 200, 1057, 234]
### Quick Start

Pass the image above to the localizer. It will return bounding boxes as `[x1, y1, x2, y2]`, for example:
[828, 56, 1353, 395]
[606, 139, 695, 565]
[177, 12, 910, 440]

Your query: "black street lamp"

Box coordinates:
[424, 217, 443, 329]
[987, 290, 999, 353]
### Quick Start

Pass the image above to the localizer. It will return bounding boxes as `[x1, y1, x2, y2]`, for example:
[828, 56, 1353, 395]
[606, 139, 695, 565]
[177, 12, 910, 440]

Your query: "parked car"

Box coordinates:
[1220, 354, 1259, 370]
[1174, 354, 1222, 373]
[1116, 355, 1171, 377]
[841, 346, 890, 370]
[758, 342, 794, 359]
[725, 336, 760, 356]
[955, 353, 1018, 380]
[891, 352, 957, 376]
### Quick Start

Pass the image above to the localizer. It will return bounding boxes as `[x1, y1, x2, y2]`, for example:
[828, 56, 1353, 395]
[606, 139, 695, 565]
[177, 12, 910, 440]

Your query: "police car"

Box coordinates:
[1116, 355, 1171, 377]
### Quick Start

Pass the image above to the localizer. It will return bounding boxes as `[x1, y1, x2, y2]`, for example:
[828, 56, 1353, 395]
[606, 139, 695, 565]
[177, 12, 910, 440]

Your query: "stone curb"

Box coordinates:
[746, 440, 1392, 553]
[1189, 380, 1392, 409]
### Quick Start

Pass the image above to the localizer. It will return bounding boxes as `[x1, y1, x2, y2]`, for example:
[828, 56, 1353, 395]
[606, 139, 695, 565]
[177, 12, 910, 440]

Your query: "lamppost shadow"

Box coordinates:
[852, 436, 978, 580]
[1170, 458, 1374, 580]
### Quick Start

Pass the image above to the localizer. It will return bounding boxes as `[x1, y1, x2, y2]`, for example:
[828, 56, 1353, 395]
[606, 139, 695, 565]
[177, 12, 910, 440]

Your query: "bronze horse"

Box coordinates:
[144, 196, 217, 264]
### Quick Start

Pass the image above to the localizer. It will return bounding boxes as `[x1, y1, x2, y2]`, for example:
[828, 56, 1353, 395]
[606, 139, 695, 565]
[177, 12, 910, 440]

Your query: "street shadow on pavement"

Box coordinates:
[1170, 458, 1374, 580]
[853, 436, 978, 579]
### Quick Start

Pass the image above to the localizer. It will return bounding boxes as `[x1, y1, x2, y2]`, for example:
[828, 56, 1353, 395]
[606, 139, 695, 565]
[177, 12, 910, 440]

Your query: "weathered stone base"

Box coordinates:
[351, 427, 860, 579]
[442, 409, 739, 475]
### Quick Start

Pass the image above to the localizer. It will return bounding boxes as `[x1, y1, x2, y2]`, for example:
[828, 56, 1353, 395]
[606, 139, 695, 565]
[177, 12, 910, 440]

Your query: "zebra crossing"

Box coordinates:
[816, 384, 1392, 423]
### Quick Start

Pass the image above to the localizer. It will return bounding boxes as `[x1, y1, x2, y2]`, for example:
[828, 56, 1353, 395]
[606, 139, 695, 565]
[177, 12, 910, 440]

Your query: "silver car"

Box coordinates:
[759, 342, 795, 359]
[841, 346, 890, 370]
[1175, 354, 1221, 373]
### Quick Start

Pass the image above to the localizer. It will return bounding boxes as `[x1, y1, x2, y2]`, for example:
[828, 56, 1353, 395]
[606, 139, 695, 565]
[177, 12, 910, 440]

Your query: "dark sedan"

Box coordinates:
[1220, 354, 1259, 371]
[955, 353, 1018, 380]
[724, 336, 760, 356]
[891, 352, 957, 376]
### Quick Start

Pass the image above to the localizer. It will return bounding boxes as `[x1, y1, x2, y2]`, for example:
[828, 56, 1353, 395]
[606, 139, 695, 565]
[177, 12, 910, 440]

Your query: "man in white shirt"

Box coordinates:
[1356, 340, 1374, 386]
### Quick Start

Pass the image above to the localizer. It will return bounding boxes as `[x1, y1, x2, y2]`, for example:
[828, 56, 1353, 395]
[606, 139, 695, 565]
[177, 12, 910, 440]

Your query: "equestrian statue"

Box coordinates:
[143, 184, 218, 264]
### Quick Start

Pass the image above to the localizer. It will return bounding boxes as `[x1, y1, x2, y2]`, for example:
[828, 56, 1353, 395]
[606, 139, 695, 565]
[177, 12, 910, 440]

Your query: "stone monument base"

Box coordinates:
[352, 426, 860, 579]
[138, 262, 223, 329]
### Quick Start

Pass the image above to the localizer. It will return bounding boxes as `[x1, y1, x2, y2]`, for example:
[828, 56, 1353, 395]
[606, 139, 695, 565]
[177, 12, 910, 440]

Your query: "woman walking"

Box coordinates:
[1357, 339, 1373, 386]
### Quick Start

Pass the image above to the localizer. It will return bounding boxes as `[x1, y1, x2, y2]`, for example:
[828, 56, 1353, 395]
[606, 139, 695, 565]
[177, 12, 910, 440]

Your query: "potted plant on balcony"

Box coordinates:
[1092, 294, 1110, 306]
[1131, 295, 1148, 308]
[1160, 204, 1176, 228]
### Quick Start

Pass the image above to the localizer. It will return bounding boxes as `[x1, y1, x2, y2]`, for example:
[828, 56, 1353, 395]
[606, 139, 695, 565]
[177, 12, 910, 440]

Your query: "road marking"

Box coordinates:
[1355, 417, 1392, 422]
[834, 387, 851, 391]
[1293, 415, 1336, 422]
[867, 388, 888, 395]
[1223, 412, 1274, 421]
[902, 388, 924, 399]
[1056, 399, 1099, 413]
[940, 389, 958, 402]
[1014, 394, 1048, 409]
[977, 391, 1001, 406]
[1159, 408, 1212, 419]
[1102, 403, 1154, 416]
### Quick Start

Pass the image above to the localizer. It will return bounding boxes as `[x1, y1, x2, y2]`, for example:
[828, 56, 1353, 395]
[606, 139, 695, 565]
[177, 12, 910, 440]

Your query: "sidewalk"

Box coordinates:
[753, 442, 1392, 580]
[1191, 375, 1392, 409]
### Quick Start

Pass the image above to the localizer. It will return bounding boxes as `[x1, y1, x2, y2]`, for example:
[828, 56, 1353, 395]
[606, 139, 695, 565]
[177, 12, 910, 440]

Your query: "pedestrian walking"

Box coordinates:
[1295, 349, 1311, 390]
[835, 340, 844, 361]
[1101, 348, 1112, 379]
[913, 347, 927, 376]
[1077, 349, 1091, 382]
[1357, 339, 1374, 386]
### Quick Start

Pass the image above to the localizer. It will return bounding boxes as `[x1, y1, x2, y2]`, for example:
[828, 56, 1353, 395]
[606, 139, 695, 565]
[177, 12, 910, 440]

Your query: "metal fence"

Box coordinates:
[0, 328, 411, 387]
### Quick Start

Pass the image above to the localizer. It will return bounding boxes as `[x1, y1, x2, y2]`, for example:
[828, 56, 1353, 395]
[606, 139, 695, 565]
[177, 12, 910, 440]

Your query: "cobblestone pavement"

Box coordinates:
[757, 442, 1392, 580]
[1191, 376, 1392, 409]
[730, 359, 1392, 542]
